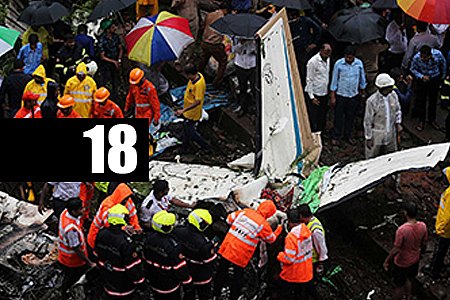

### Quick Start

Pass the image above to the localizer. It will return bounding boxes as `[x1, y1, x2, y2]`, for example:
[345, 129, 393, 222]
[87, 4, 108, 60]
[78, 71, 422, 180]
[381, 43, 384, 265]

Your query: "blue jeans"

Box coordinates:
[332, 95, 359, 140]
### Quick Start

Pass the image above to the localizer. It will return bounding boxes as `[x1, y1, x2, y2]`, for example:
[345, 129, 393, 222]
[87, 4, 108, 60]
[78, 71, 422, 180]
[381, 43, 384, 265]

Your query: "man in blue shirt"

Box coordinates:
[17, 34, 43, 75]
[410, 45, 447, 131]
[75, 24, 95, 59]
[330, 46, 367, 145]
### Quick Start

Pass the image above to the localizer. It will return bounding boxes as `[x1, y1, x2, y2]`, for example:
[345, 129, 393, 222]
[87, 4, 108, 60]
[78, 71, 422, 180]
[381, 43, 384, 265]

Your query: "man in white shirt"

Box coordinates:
[385, 11, 408, 71]
[140, 179, 196, 229]
[305, 43, 332, 132]
[233, 39, 257, 116]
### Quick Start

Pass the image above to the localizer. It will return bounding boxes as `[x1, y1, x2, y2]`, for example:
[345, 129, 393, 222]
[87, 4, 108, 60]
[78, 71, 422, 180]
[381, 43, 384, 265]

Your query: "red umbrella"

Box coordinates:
[397, 0, 450, 24]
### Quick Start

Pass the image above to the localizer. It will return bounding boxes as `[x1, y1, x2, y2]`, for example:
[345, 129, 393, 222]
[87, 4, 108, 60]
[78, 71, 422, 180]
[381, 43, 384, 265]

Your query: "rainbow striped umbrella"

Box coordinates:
[397, 0, 450, 24]
[125, 11, 194, 66]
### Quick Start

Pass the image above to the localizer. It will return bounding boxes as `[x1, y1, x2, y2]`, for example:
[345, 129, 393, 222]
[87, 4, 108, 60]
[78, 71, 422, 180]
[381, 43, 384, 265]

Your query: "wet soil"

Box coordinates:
[316, 120, 450, 299]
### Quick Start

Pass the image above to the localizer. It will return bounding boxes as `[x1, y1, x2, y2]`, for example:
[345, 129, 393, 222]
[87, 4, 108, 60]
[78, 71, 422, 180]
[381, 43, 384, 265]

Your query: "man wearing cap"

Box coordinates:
[95, 204, 144, 298]
[14, 91, 42, 118]
[91, 87, 124, 119]
[64, 62, 97, 118]
[57, 95, 82, 118]
[364, 73, 402, 159]
[126, 68, 161, 127]
[58, 198, 95, 295]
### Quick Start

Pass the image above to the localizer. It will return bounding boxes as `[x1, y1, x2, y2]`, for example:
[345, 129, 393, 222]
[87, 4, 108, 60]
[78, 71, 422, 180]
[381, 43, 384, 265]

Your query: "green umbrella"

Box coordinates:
[0, 26, 20, 58]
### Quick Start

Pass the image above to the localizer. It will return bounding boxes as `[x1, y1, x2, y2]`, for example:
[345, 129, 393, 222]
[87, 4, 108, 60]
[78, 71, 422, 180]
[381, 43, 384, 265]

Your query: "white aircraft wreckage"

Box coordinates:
[149, 9, 450, 212]
[1, 8, 450, 300]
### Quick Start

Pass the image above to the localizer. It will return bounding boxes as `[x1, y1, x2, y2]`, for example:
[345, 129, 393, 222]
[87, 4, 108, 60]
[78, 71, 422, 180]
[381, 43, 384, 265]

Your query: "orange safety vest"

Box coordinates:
[277, 223, 313, 283]
[87, 183, 141, 248]
[125, 79, 160, 125]
[218, 203, 278, 268]
[58, 209, 88, 267]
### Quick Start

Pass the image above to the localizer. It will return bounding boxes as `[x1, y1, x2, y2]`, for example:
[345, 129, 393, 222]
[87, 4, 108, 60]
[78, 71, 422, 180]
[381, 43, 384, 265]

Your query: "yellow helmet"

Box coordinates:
[188, 209, 212, 232]
[108, 204, 129, 226]
[152, 210, 176, 234]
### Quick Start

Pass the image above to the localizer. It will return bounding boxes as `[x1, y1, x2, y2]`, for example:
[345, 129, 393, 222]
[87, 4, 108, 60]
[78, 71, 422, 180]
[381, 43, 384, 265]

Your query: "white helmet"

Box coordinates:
[375, 73, 395, 88]
[86, 61, 98, 77]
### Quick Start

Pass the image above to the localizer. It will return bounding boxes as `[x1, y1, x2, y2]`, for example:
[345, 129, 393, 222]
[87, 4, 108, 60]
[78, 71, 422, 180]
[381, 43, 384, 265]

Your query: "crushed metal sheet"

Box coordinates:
[149, 161, 255, 202]
[0, 191, 53, 227]
[319, 143, 450, 210]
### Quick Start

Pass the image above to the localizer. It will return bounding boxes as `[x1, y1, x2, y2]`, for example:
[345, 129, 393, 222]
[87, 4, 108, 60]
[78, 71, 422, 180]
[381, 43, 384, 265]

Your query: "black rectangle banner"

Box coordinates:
[0, 119, 149, 181]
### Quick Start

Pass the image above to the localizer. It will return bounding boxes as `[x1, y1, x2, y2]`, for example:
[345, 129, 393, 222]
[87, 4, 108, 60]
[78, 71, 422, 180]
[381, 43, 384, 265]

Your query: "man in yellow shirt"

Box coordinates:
[175, 64, 210, 153]
[64, 62, 97, 118]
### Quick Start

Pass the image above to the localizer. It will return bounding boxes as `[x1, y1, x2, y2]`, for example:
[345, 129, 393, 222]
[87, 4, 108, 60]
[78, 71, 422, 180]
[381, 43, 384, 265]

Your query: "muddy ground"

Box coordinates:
[316, 119, 450, 300]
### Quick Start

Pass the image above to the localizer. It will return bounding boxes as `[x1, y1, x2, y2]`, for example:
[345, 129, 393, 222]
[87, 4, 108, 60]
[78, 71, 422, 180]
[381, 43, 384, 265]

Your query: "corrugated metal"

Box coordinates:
[5, 0, 27, 33]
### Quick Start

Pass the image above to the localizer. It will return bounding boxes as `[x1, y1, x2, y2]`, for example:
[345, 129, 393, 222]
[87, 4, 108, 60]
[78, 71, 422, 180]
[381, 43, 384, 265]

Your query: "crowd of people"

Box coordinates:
[38, 181, 327, 300]
[2, 0, 450, 299]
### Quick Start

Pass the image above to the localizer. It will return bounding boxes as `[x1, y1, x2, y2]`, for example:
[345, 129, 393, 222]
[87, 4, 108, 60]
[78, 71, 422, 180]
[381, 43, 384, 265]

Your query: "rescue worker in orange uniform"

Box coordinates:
[79, 182, 95, 229]
[14, 91, 42, 118]
[214, 200, 283, 300]
[91, 87, 124, 118]
[57, 95, 82, 118]
[58, 198, 96, 294]
[95, 204, 145, 299]
[277, 208, 316, 299]
[87, 183, 142, 251]
[125, 68, 160, 127]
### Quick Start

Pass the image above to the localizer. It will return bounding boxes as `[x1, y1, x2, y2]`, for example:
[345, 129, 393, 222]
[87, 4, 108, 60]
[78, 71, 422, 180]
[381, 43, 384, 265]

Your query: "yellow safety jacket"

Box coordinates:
[64, 63, 97, 118]
[436, 168, 450, 238]
[307, 216, 325, 263]
[23, 65, 55, 105]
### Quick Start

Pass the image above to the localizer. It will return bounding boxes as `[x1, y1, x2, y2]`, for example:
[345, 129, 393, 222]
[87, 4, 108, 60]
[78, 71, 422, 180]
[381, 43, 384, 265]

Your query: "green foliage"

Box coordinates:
[0, 1, 7, 25]
[65, 0, 101, 25]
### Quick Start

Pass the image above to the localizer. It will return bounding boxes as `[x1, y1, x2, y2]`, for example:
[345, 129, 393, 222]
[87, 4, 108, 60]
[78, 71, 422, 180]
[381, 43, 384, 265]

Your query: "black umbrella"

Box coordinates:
[372, 0, 398, 9]
[18, 1, 70, 26]
[266, 0, 312, 10]
[210, 13, 267, 38]
[88, 0, 136, 22]
[327, 7, 387, 44]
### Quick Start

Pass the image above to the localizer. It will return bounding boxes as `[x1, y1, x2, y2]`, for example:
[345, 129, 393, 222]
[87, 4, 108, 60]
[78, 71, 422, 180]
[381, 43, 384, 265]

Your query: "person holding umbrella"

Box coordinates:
[233, 38, 257, 117]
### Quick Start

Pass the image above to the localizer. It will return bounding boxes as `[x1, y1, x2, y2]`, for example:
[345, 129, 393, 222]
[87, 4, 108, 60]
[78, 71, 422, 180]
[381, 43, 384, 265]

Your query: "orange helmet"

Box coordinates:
[129, 68, 144, 84]
[94, 87, 110, 102]
[57, 95, 75, 108]
[22, 91, 39, 101]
